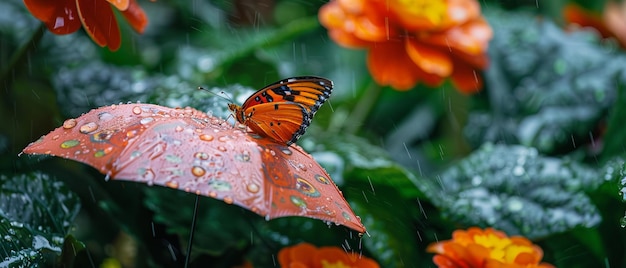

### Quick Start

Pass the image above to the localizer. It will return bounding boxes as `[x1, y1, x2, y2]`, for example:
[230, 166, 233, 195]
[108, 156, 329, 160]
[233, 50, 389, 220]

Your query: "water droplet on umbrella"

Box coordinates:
[60, 140, 80, 149]
[165, 181, 179, 189]
[235, 150, 251, 162]
[246, 183, 260, 193]
[217, 146, 227, 152]
[297, 163, 307, 171]
[79, 122, 99, 133]
[342, 211, 351, 221]
[191, 166, 206, 177]
[132, 106, 142, 115]
[98, 112, 114, 121]
[199, 134, 214, 141]
[126, 130, 138, 138]
[224, 196, 234, 204]
[52, 135, 60, 140]
[140, 117, 154, 125]
[208, 191, 217, 198]
[62, 119, 77, 129]
[175, 125, 183, 132]
[194, 152, 209, 160]
[141, 168, 156, 182]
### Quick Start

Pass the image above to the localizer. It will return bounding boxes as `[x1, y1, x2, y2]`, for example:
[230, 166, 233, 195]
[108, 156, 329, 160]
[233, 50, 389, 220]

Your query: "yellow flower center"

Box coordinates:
[322, 260, 352, 268]
[393, 0, 448, 25]
[473, 233, 534, 263]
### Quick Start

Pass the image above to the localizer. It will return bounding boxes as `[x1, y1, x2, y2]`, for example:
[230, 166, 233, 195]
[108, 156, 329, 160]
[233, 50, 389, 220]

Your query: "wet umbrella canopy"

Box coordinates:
[22, 103, 365, 233]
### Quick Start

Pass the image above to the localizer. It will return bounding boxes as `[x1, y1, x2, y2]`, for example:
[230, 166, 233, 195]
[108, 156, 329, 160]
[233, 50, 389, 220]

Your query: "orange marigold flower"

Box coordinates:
[427, 227, 555, 268]
[563, 2, 626, 49]
[23, 0, 148, 51]
[278, 242, 379, 268]
[319, 0, 492, 93]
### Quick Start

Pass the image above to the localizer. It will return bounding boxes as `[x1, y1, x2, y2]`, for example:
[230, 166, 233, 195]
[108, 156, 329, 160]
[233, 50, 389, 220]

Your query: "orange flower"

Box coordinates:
[278, 242, 379, 268]
[319, 0, 492, 93]
[563, 2, 626, 49]
[427, 227, 555, 268]
[23, 0, 148, 51]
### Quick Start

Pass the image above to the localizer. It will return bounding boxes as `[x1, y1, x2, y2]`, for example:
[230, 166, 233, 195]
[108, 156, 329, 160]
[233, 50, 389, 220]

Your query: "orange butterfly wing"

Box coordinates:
[230, 76, 333, 145]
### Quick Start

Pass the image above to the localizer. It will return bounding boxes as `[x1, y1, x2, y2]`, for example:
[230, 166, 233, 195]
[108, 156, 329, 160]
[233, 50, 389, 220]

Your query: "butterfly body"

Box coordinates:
[228, 76, 333, 145]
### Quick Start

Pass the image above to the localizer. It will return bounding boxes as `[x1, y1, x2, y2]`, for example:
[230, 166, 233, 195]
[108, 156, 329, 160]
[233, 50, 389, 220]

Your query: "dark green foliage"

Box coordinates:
[0, 173, 81, 267]
[467, 10, 624, 154]
[429, 144, 601, 238]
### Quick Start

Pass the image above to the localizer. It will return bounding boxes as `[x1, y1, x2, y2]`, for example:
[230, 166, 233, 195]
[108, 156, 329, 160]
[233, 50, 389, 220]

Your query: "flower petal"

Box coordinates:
[450, 60, 483, 93]
[278, 243, 318, 267]
[76, 0, 121, 51]
[368, 41, 443, 90]
[422, 18, 492, 58]
[121, 0, 148, 33]
[328, 29, 371, 48]
[405, 39, 453, 77]
[24, 0, 81, 34]
[106, 0, 129, 11]
[444, 0, 481, 26]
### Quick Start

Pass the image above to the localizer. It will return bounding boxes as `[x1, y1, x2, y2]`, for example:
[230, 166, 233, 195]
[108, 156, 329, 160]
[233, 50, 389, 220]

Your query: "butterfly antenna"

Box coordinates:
[197, 86, 235, 103]
[184, 195, 200, 268]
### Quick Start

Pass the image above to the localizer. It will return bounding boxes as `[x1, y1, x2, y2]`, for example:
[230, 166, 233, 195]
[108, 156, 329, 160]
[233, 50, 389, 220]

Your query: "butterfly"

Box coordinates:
[22, 103, 365, 233]
[227, 76, 333, 146]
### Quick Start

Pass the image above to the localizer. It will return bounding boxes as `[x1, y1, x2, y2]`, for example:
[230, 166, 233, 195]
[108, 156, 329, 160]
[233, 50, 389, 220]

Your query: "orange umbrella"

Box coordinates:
[22, 103, 365, 233]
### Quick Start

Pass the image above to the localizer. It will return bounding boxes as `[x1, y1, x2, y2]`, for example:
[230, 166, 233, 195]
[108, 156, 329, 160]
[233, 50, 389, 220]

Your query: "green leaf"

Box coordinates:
[302, 134, 435, 266]
[52, 62, 151, 117]
[601, 78, 626, 160]
[0, 172, 81, 266]
[467, 10, 623, 154]
[304, 134, 426, 199]
[350, 184, 423, 267]
[144, 187, 256, 257]
[429, 144, 601, 239]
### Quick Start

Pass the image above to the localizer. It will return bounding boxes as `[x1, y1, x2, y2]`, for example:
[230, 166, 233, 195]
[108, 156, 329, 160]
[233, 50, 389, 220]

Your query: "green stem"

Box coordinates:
[0, 23, 46, 106]
[344, 81, 382, 134]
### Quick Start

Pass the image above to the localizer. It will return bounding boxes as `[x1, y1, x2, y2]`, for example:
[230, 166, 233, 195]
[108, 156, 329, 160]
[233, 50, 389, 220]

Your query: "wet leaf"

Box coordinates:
[428, 144, 602, 239]
[601, 80, 626, 160]
[0, 0, 41, 71]
[467, 10, 623, 154]
[306, 134, 425, 199]
[144, 187, 256, 257]
[0, 172, 81, 266]
[52, 62, 152, 117]
[303, 134, 432, 266]
[350, 184, 423, 267]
